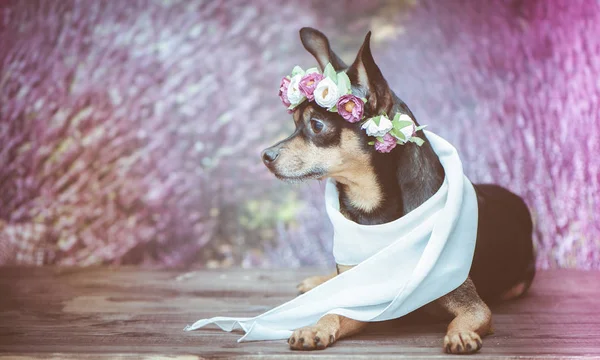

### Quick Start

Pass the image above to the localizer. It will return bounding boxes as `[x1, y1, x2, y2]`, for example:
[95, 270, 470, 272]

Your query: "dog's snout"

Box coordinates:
[262, 148, 279, 164]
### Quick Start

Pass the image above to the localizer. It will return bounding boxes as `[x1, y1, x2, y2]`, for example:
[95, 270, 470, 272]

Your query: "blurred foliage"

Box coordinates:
[242, 195, 301, 231]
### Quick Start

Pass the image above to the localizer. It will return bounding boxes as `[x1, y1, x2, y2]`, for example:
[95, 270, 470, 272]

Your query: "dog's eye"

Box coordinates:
[310, 119, 324, 134]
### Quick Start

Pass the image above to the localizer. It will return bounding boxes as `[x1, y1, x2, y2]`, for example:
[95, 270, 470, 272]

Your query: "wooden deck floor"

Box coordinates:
[0, 267, 598, 359]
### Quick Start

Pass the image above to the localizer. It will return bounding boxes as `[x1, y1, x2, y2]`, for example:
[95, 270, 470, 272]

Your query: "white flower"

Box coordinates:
[397, 114, 416, 142]
[314, 77, 340, 110]
[287, 74, 306, 106]
[362, 115, 393, 137]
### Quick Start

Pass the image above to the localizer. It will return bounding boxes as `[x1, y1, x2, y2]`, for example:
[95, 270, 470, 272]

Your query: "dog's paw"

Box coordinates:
[297, 276, 326, 294]
[444, 330, 482, 354]
[288, 325, 336, 350]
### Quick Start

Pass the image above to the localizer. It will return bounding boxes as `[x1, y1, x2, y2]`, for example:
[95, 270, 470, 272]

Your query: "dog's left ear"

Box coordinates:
[300, 27, 347, 71]
[347, 32, 393, 115]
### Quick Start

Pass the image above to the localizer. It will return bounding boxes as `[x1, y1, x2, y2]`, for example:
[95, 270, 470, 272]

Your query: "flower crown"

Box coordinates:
[279, 63, 426, 153]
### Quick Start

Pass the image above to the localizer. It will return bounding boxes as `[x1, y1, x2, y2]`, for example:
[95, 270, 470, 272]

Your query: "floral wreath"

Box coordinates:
[279, 63, 426, 153]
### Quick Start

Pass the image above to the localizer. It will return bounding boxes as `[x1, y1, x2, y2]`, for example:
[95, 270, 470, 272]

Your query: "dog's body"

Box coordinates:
[262, 28, 535, 354]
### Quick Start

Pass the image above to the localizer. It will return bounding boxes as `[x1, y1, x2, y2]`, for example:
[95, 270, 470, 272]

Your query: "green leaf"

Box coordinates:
[393, 113, 401, 122]
[373, 115, 381, 126]
[396, 139, 405, 145]
[305, 67, 319, 74]
[361, 97, 368, 104]
[337, 71, 352, 95]
[368, 141, 375, 145]
[337, 79, 348, 95]
[291, 66, 304, 77]
[415, 125, 428, 131]
[410, 137, 425, 146]
[392, 128, 406, 141]
[329, 105, 338, 112]
[376, 136, 385, 143]
[389, 128, 405, 141]
[323, 63, 336, 80]
[394, 120, 414, 129]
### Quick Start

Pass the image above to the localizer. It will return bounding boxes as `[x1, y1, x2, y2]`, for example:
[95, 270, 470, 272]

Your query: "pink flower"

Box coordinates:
[279, 77, 291, 107]
[298, 73, 324, 101]
[375, 133, 397, 153]
[337, 94, 364, 123]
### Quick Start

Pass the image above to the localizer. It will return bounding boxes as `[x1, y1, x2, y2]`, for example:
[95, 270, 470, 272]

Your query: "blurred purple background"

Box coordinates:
[0, 0, 598, 269]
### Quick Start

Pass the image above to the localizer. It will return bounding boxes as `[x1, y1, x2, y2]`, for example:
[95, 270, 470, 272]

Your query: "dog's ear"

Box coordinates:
[300, 27, 347, 71]
[346, 32, 393, 115]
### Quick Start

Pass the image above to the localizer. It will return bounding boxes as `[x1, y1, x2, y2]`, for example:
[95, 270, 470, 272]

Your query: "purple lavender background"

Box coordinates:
[0, 0, 598, 269]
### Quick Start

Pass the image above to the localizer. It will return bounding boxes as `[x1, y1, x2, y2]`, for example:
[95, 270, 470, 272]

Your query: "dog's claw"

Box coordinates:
[289, 326, 336, 351]
[444, 330, 482, 354]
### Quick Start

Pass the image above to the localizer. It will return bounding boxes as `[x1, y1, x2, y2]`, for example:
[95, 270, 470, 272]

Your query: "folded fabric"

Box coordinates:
[184, 130, 478, 342]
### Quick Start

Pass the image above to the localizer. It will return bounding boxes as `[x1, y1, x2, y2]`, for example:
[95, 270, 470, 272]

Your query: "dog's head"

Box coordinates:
[261, 28, 401, 184]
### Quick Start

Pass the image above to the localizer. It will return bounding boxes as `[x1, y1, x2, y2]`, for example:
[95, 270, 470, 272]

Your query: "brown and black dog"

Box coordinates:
[261, 28, 535, 354]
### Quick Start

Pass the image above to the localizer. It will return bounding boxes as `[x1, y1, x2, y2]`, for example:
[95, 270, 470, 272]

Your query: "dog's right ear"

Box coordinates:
[346, 31, 393, 116]
[300, 27, 347, 71]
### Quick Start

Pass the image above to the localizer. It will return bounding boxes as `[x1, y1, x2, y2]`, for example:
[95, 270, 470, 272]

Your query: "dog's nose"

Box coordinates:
[262, 148, 279, 164]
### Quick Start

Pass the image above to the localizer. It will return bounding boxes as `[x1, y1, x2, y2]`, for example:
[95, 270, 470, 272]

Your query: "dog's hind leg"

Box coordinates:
[288, 314, 367, 350]
[297, 271, 337, 294]
[500, 258, 536, 301]
[436, 277, 493, 354]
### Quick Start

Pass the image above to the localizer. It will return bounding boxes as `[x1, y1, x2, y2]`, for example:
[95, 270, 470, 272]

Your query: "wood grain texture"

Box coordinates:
[0, 268, 598, 359]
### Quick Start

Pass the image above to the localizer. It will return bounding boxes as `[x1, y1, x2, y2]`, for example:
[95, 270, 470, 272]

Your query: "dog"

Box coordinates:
[261, 27, 535, 354]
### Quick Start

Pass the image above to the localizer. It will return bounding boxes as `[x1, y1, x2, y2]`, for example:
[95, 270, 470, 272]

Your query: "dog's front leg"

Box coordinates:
[288, 314, 366, 350]
[297, 271, 337, 294]
[436, 277, 493, 354]
[290, 264, 366, 350]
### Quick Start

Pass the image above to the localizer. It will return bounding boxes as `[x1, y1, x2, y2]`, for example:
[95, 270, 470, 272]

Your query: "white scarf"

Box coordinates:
[184, 131, 478, 342]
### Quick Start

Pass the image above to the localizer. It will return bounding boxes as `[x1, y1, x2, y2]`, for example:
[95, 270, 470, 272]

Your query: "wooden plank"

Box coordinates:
[0, 267, 599, 359]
